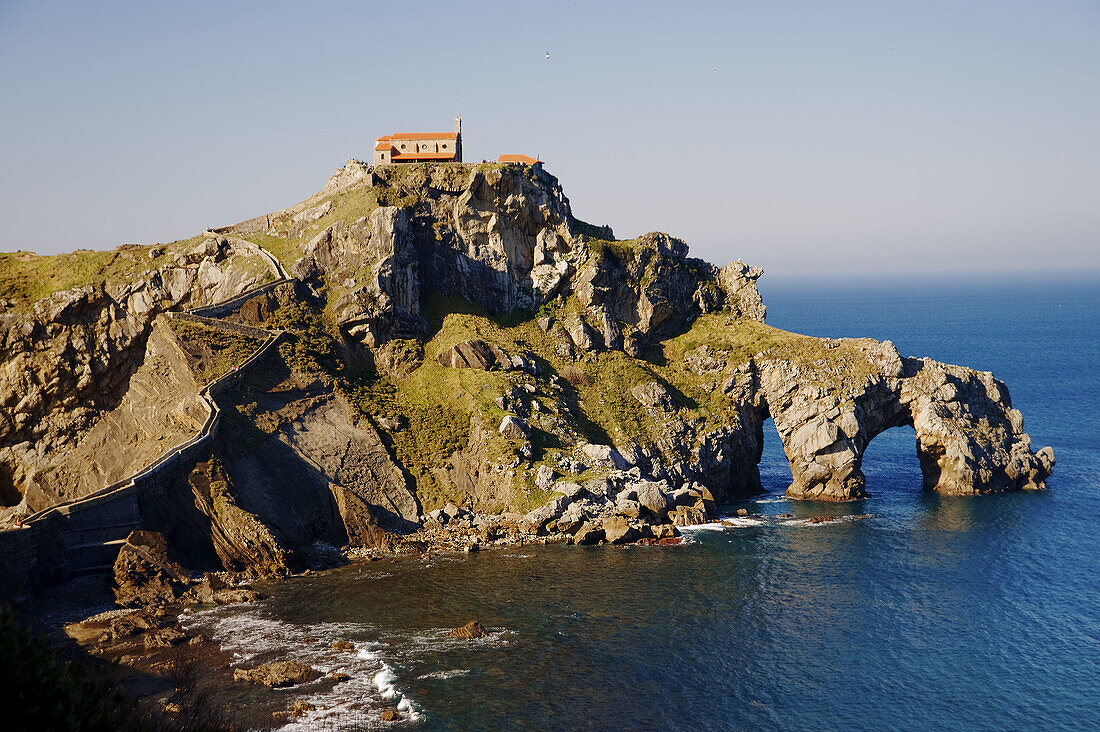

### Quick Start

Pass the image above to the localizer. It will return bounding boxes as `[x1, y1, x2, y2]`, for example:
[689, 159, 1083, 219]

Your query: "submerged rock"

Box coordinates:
[450, 620, 489, 639]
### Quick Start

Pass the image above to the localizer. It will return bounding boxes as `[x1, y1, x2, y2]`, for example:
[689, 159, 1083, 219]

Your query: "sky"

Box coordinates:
[1, 0, 1098, 277]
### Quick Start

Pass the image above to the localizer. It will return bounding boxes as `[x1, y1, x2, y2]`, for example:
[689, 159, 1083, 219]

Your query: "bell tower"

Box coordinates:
[454, 116, 463, 162]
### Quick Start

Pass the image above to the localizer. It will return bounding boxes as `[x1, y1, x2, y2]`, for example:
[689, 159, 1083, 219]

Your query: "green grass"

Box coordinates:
[0, 242, 184, 311]
[660, 314, 879, 404]
[0, 234, 282, 312]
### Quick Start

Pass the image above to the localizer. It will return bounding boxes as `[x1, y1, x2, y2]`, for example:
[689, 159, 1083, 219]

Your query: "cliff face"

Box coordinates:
[0, 160, 1054, 569]
[0, 238, 276, 512]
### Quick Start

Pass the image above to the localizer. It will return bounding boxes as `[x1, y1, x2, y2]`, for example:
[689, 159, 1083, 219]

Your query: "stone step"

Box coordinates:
[66, 538, 128, 553]
[69, 564, 116, 577]
[62, 523, 139, 549]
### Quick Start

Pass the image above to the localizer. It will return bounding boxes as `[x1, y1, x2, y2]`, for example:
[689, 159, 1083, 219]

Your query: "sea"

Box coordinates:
[182, 273, 1100, 731]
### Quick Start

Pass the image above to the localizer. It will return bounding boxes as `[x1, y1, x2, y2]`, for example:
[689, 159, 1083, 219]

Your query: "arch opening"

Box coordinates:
[758, 415, 793, 495]
[860, 423, 923, 496]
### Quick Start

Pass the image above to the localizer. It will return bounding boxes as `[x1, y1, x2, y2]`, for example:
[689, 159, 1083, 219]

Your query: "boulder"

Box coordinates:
[553, 481, 585, 499]
[524, 495, 570, 534]
[652, 523, 681, 539]
[499, 415, 530, 440]
[631, 481, 672, 518]
[614, 499, 642, 519]
[535, 464, 556, 490]
[578, 443, 627, 469]
[143, 627, 187, 648]
[437, 340, 517, 371]
[571, 522, 604, 545]
[181, 574, 263, 605]
[602, 516, 641, 545]
[102, 610, 159, 640]
[233, 660, 322, 688]
[669, 505, 708, 527]
[112, 530, 191, 608]
[630, 381, 676, 412]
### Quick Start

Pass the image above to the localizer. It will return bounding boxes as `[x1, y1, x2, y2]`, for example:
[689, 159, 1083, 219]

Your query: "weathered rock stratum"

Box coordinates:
[0, 160, 1053, 582]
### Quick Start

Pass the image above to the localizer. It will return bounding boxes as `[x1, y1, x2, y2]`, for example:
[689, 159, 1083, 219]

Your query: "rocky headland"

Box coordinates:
[0, 160, 1053, 590]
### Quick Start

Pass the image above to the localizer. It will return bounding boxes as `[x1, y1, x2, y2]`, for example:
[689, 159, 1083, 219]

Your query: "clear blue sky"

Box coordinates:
[1, 0, 1097, 276]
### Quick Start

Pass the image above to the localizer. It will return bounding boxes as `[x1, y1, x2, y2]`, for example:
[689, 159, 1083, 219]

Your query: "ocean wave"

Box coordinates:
[780, 514, 874, 527]
[179, 605, 420, 729]
[677, 512, 876, 539]
[417, 669, 472, 680]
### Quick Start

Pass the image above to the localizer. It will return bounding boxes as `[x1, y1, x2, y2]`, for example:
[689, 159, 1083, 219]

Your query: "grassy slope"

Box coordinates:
[0, 232, 281, 314]
[0, 238, 205, 311]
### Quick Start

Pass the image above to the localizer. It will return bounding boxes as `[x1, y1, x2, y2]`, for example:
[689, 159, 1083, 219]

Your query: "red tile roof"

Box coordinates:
[497, 154, 541, 164]
[377, 132, 459, 141]
[375, 142, 395, 151]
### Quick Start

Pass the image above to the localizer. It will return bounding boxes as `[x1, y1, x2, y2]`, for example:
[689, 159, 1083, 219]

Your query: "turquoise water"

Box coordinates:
[190, 274, 1100, 730]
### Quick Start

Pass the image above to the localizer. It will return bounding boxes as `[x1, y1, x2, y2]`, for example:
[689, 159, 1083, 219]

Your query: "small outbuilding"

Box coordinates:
[497, 154, 542, 165]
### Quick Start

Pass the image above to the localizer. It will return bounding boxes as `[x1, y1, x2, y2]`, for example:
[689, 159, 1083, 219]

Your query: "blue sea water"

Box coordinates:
[190, 274, 1100, 730]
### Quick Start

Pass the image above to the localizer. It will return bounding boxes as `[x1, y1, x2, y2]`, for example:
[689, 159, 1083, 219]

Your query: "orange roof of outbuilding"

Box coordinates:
[497, 154, 542, 164]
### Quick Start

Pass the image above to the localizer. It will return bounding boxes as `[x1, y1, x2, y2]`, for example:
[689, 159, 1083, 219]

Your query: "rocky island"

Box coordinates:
[0, 160, 1053, 590]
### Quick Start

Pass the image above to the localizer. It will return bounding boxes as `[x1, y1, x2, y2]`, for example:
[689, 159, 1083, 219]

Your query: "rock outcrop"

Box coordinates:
[0, 238, 274, 511]
[0, 160, 1054, 587]
[755, 341, 1053, 500]
[112, 530, 192, 608]
[233, 660, 322, 688]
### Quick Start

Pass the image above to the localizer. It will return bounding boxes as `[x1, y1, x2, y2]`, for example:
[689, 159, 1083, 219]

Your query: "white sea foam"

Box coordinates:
[679, 521, 727, 530]
[374, 664, 399, 698]
[179, 604, 422, 730]
[750, 495, 790, 504]
[417, 668, 472, 680]
[781, 514, 873, 527]
[720, 516, 769, 527]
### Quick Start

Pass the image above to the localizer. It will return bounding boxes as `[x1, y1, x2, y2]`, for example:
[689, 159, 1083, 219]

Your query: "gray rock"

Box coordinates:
[437, 340, 522, 371]
[632, 481, 672, 518]
[630, 381, 676, 412]
[614, 499, 643, 519]
[553, 481, 585, 499]
[669, 505, 708, 527]
[578, 443, 628, 469]
[601, 516, 640, 544]
[571, 522, 604, 545]
[499, 416, 530, 440]
[535, 465, 556, 490]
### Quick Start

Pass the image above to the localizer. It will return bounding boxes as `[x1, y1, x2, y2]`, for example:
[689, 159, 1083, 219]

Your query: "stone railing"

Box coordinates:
[204, 230, 288, 279]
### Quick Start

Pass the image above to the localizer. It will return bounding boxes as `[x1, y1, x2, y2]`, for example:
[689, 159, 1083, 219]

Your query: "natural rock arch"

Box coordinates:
[755, 342, 1054, 501]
